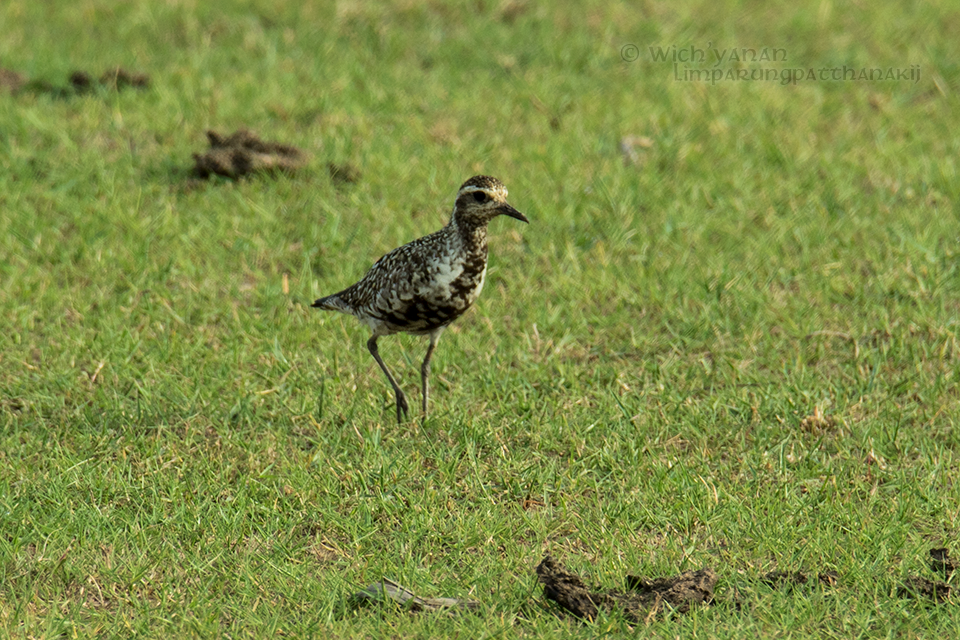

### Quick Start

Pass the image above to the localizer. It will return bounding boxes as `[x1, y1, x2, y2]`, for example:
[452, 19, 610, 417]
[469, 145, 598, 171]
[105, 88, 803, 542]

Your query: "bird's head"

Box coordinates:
[451, 175, 528, 226]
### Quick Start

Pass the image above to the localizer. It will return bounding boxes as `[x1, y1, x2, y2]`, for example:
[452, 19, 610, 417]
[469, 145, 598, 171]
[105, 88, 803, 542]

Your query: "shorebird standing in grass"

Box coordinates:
[312, 175, 528, 423]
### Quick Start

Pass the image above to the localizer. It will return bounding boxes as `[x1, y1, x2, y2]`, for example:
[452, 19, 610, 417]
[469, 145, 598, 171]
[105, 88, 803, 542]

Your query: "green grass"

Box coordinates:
[2, 0, 959, 636]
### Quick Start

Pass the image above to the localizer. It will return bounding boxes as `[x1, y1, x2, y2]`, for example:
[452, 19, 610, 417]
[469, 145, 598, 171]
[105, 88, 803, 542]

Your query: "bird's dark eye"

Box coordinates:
[472, 191, 487, 203]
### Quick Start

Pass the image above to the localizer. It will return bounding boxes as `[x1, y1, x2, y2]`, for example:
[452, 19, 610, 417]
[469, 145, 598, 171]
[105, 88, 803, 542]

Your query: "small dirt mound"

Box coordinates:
[930, 548, 958, 580]
[8, 67, 151, 96]
[762, 570, 839, 589]
[328, 162, 361, 186]
[68, 71, 95, 92]
[898, 575, 951, 603]
[536, 555, 716, 622]
[70, 68, 149, 92]
[99, 67, 150, 90]
[0, 68, 26, 93]
[191, 129, 308, 179]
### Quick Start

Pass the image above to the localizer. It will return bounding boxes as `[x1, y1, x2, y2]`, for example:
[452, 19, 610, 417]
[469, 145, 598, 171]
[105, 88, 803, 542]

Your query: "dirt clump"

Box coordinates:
[191, 130, 308, 179]
[99, 67, 150, 90]
[69, 71, 95, 92]
[896, 547, 958, 603]
[0, 68, 26, 93]
[536, 555, 716, 622]
[930, 548, 958, 580]
[7, 67, 150, 96]
[328, 162, 361, 185]
[762, 569, 839, 589]
[898, 575, 951, 603]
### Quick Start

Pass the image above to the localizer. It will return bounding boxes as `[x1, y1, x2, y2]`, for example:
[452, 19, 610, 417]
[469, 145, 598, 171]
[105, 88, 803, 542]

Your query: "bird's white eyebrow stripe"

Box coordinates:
[457, 186, 507, 197]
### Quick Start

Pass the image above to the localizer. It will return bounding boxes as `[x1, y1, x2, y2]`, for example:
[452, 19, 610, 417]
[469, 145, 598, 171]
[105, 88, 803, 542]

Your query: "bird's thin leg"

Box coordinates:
[421, 329, 443, 420]
[367, 335, 409, 424]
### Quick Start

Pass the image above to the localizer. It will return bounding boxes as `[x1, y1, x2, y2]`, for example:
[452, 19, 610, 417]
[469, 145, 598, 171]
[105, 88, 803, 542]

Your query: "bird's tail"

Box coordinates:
[311, 294, 350, 313]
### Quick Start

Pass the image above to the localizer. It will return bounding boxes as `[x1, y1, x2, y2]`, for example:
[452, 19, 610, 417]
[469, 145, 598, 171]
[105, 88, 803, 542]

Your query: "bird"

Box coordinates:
[312, 175, 528, 423]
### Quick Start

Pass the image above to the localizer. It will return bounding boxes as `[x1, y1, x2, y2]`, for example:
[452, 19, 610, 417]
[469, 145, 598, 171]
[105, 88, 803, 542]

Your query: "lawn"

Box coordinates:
[1, 0, 959, 637]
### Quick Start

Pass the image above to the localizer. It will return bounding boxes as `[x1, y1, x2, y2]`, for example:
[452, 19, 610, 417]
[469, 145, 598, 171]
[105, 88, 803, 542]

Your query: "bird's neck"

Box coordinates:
[450, 215, 488, 257]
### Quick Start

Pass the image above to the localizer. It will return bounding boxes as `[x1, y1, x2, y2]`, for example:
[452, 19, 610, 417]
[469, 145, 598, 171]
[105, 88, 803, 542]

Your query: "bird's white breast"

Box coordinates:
[428, 259, 466, 297]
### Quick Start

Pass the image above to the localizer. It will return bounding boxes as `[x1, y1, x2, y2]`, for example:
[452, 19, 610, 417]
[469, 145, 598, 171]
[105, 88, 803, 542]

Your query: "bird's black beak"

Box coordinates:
[498, 203, 529, 223]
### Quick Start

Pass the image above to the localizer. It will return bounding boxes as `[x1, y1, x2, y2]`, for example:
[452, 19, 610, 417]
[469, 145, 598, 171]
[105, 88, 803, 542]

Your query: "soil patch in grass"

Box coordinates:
[328, 162, 361, 186]
[930, 548, 958, 580]
[536, 555, 716, 622]
[898, 575, 952, 603]
[5, 67, 151, 96]
[0, 68, 26, 93]
[762, 569, 840, 589]
[191, 129, 309, 179]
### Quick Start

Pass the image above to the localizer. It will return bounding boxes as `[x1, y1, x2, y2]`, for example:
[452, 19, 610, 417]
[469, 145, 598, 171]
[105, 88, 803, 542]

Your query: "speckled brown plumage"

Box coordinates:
[313, 175, 528, 423]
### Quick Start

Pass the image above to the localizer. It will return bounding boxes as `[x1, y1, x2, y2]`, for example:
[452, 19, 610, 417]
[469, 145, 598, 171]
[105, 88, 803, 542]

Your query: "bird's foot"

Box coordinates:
[395, 391, 410, 424]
